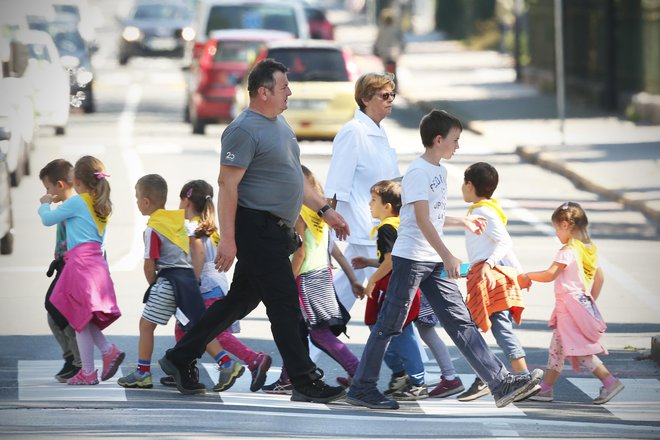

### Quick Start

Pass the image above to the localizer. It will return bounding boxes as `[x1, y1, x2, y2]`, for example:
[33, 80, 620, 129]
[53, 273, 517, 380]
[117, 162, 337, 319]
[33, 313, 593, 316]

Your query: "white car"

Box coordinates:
[17, 29, 70, 135]
[0, 77, 35, 186]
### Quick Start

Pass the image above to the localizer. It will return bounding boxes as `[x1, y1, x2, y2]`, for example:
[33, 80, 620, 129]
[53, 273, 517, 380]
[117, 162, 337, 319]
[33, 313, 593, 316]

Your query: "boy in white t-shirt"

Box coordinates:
[346, 110, 543, 410]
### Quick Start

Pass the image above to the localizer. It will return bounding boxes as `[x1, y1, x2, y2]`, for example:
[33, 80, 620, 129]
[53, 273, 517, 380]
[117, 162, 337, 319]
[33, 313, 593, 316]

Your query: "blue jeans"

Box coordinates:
[350, 256, 510, 395]
[383, 323, 425, 386]
[490, 310, 526, 361]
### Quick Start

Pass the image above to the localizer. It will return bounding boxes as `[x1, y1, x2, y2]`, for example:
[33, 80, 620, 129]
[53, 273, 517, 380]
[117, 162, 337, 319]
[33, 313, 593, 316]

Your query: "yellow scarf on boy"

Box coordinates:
[148, 209, 189, 254]
[468, 198, 507, 226]
[80, 193, 108, 235]
[568, 238, 598, 290]
[300, 205, 326, 244]
[370, 216, 400, 239]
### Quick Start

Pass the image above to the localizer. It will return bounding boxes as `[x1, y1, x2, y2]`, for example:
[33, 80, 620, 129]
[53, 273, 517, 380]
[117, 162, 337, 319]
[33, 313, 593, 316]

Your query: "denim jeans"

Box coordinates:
[490, 310, 526, 361]
[350, 256, 509, 395]
[383, 323, 425, 385]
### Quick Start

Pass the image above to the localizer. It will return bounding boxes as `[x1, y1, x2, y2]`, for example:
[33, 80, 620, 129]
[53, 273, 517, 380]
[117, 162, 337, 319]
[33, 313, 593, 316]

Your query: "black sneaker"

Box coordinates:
[158, 352, 206, 395]
[160, 375, 177, 387]
[55, 356, 80, 383]
[262, 377, 293, 395]
[291, 379, 346, 404]
[493, 369, 543, 408]
[457, 377, 490, 402]
[346, 388, 400, 410]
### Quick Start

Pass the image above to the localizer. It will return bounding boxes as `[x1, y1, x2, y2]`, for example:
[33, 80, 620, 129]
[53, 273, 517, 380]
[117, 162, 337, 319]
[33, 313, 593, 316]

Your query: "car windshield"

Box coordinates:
[53, 5, 81, 21]
[268, 48, 348, 82]
[47, 23, 86, 56]
[214, 41, 264, 63]
[207, 5, 299, 37]
[133, 4, 189, 20]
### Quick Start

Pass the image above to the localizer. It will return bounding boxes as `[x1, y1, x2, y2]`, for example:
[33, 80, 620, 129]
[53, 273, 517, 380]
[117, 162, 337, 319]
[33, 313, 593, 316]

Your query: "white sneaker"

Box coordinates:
[593, 380, 624, 404]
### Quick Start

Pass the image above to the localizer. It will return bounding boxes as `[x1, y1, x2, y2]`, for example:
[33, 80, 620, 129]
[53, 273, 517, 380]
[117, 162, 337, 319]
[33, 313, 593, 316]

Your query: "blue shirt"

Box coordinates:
[39, 195, 105, 250]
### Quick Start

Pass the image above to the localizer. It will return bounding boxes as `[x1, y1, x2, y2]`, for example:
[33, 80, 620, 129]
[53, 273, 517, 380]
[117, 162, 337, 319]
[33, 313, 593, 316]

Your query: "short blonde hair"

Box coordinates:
[354, 72, 395, 111]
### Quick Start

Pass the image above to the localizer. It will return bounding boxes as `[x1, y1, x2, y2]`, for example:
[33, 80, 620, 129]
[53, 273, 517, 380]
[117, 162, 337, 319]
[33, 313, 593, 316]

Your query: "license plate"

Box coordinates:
[147, 37, 177, 51]
[288, 100, 326, 110]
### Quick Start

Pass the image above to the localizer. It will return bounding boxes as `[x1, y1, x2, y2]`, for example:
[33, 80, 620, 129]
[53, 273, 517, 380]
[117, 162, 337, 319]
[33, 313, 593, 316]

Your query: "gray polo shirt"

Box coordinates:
[220, 109, 303, 227]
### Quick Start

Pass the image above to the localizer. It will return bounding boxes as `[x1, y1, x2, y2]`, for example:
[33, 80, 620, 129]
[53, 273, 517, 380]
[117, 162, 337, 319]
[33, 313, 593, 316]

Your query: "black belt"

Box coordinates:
[239, 206, 289, 230]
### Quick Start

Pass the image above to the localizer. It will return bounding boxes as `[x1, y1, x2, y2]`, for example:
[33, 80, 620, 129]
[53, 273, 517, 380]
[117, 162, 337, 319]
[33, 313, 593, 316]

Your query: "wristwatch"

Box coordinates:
[317, 204, 332, 218]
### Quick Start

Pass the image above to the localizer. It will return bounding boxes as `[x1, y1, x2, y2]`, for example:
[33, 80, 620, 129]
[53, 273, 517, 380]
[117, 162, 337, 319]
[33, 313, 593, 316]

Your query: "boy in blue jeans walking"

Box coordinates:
[346, 109, 543, 410]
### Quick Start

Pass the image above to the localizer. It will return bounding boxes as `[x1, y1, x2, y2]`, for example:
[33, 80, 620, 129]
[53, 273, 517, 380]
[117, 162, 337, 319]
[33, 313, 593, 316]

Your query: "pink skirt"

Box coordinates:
[51, 241, 121, 332]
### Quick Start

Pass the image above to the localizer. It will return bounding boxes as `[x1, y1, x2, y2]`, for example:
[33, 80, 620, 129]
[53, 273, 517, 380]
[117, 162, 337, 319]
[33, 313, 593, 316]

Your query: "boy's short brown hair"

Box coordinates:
[371, 179, 402, 215]
[39, 159, 73, 185]
[464, 162, 498, 198]
[419, 109, 463, 147]
[136, 174, 167, 207]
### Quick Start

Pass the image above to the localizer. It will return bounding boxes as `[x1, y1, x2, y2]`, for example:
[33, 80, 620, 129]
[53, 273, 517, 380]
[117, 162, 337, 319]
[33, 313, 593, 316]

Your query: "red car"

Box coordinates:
[185, 29, 293, 134]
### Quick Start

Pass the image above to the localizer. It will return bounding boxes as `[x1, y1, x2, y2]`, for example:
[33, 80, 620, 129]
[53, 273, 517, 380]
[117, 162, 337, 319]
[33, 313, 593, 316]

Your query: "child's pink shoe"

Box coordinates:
[67, 369, 99, 385]
[101, 344, 125, 381]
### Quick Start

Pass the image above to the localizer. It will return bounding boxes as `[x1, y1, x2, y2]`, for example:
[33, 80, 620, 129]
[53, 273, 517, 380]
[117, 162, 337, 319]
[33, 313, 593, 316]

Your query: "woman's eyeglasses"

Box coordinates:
[377, 92, 396, 101]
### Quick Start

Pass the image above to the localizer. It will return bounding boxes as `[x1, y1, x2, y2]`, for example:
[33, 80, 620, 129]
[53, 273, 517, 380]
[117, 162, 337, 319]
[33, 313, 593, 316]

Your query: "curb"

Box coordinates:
[516, 145, 660, 230]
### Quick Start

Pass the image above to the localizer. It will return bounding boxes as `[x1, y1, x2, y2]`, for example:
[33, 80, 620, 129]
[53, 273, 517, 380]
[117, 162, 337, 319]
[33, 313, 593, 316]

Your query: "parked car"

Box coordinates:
[186, 0, 309, 62]
[0, 126, 14, 255]
[17, 29, 70, 135]
[46, 18, 96, 113]
[186, 29, 293, 134]
[304, 5, 334, 40]
[0, 77, 34, 186]
[234, 39, 359, 140]
[118, 0, 194, 65]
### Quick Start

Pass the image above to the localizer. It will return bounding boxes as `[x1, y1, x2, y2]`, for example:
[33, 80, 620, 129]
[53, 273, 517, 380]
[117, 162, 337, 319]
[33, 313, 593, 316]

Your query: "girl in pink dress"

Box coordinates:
[518, 202, 623, 404]
[38, 156, 124, 385]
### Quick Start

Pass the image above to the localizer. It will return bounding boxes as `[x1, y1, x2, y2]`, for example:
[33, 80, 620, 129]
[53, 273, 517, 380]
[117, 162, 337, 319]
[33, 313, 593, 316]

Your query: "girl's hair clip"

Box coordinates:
[186, 188, 193, 198]
[94, 171, 110, 180]
[561, 202, 570, 210]
[205, 195, 212, 200]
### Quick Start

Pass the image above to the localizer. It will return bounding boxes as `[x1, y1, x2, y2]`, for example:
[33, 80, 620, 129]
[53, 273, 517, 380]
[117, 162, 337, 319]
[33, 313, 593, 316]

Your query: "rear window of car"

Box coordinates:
[266, 48, 348, 82]
[133, 4, 189, 20]
[214, 41, 264, 63]
[207, 5, 299, 37]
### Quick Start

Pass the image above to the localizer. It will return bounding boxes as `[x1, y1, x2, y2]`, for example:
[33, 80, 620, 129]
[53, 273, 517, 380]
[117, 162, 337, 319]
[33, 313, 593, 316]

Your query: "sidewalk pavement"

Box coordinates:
[334, 15, 660, 233]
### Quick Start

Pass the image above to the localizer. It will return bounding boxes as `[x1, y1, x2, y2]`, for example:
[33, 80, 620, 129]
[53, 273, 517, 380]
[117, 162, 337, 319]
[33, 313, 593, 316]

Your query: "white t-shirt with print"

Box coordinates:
[392, 157, 447, 263]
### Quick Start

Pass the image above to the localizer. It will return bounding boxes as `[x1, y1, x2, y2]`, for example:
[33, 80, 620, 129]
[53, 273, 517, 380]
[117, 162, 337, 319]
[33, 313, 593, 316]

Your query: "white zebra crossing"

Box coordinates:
[14, 360, 660, 424]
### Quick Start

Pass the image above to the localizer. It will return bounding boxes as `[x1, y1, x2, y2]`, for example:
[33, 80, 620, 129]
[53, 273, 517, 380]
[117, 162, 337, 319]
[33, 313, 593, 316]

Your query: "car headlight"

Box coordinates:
[76, 68, 94, 86]
[122, 26, 141, 42]
[181, 26, 195, 42]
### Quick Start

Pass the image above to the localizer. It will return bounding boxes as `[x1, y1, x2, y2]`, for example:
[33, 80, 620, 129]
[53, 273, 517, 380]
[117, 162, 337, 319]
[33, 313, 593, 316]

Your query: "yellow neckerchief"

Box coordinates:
[370, 216, 400, 239]
[300, 205, 326, 244]
[567, 238, 598, 290]
[468, 198, 507, 226]
[191, 215, 222, 248]
[147, 209, 189, 254]
[80, 193, 108, 235]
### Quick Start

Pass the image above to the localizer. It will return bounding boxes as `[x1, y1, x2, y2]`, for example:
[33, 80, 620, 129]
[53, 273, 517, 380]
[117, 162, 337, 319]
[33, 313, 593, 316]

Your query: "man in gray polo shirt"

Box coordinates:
[160, 59, 349, 403]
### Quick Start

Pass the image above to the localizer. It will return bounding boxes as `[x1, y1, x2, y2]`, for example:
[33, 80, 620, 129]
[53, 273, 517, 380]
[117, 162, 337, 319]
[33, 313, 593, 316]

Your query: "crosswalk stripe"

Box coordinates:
[568, 378, 660, 422]
[417, 374, 525, 416]
[18, 360, 127, 401]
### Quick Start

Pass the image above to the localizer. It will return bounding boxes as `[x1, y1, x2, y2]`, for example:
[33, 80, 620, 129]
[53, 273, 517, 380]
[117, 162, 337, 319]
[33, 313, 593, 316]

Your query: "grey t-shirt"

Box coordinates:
[220, 109, 303, 227]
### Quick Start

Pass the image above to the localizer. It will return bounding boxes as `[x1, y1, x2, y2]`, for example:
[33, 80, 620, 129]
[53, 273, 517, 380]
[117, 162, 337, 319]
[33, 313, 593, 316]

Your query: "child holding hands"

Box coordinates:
[38, 155, 124, 385]
[458, 162, 529, 401]
[521, 202, 624, 404]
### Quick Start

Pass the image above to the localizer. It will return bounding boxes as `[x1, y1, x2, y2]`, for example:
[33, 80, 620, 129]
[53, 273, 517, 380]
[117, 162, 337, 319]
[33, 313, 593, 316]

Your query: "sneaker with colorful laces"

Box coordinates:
[248, 352, 272, 392]
[262, 377, 294, 395]
[67, 369, 99, 385]
[118, 369, 153, 389]
[384, 373, 410, 396]
[213, 361, 245, 392]
[392, 383, 429, 401]
[101, 344, 125, 381]
[429, 375, 465, 398]
[593, 380, 624, 405]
